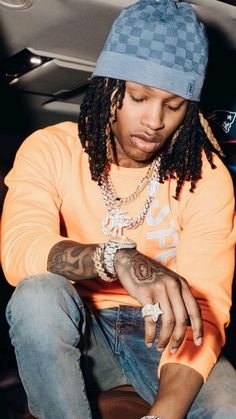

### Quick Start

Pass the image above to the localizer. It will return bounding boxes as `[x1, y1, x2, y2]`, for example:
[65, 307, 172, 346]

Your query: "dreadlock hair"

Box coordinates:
[79, 77, 125, 179]
[78, 76, 221, 199]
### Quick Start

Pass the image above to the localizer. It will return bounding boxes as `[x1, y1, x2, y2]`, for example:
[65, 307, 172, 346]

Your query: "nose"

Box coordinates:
[141, 103, 164, 131]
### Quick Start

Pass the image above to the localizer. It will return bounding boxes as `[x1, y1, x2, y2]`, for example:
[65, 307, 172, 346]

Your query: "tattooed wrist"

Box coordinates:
[47, 240, 97, 282]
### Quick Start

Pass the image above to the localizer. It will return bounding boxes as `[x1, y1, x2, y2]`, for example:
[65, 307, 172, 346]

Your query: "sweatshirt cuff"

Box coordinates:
[158, 338, 219, 382]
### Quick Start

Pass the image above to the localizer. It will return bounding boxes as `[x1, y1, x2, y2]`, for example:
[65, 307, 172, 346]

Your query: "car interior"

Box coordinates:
[0, 1, 235, 418]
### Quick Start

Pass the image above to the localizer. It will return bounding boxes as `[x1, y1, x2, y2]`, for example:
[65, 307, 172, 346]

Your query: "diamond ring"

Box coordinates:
[141, 302, 164, 322]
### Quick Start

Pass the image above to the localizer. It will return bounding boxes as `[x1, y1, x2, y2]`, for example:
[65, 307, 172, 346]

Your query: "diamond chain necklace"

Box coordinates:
[101, 157, 157, 208]
[99, 157, 161, 238]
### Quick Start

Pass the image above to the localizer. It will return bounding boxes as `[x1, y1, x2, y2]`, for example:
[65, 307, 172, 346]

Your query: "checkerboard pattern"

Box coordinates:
[103, 0, 208, 77]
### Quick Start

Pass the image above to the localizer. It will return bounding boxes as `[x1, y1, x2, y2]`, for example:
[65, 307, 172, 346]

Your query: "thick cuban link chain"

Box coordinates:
[92, 243, 117, 282]
[99, 158, 161, 238]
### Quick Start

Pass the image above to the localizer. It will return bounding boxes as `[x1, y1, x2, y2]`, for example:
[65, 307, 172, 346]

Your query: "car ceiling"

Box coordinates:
[0, 0, 235, 59]
[0, 0, 137, 61]
[0, 0, 235, 163]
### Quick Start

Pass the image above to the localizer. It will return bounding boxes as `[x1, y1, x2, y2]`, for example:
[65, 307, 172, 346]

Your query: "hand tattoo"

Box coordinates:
[132, 254, 153, 281]
[131, 253, 163, 282]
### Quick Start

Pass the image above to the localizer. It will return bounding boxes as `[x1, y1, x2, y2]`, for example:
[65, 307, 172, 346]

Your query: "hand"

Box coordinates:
[114, 249, 203, 353]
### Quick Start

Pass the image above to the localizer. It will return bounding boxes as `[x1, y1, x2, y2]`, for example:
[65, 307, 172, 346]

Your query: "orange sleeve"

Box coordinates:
[158, 155, 236, 381]
[0, 124, 74, 286]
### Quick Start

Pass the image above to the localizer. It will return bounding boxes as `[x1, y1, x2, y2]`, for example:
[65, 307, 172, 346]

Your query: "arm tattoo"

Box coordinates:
[47, 240, 97, 282]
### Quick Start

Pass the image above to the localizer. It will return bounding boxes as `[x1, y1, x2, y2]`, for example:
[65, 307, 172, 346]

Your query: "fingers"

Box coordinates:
[154, 276, 202, 354]
[144, 315, 157, 347]
[165, 279, 189, 353]
[181, 280, 203, 346]
[155, 290, 175, 351]
[143, 283, 188, 352]
[141, 275, 203, 353]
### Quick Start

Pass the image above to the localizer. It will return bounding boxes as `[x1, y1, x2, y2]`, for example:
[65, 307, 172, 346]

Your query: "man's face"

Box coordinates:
[111, 81, 188, 168]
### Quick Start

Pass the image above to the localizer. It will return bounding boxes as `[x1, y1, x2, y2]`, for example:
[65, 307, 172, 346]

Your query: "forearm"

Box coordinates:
[47, 240, 97, 281]
[149, 363, 203, 419]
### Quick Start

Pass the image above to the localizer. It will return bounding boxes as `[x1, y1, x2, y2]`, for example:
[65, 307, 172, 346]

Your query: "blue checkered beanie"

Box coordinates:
[93, 0, 208, 101]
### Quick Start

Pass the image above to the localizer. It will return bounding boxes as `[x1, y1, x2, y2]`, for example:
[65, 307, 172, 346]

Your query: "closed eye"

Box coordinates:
[130, 94, 147, 103]
[166, 104, 181, 112]
[165, 100, 186, 112]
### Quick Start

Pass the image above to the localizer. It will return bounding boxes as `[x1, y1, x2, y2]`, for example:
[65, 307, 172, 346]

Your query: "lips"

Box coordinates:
[130, 134, 160, 153]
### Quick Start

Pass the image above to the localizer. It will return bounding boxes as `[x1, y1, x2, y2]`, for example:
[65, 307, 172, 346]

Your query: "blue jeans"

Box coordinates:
[6, 273, 236, 419]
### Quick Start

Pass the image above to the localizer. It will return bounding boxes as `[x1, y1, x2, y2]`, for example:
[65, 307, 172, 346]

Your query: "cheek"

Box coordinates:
[114, 109, 131, 134]
[111, 116, 126, 144]
[168, 109, 187, 131]
[117, 97, 138, 124]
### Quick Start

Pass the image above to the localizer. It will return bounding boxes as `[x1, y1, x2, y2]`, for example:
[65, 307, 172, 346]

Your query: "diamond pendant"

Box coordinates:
[101, 209, 131, 238]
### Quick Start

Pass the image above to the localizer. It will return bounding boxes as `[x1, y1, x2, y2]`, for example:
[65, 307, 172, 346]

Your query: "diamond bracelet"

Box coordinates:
[92, 243, 117, 282]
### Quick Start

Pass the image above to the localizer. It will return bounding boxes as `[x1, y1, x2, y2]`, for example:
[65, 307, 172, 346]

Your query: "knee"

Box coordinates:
[7, 273, 81, 315]
[6, 273, 84, 344]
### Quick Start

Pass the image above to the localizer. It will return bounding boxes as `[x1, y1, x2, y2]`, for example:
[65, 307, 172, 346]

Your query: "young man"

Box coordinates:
[1, 0, 236, 418]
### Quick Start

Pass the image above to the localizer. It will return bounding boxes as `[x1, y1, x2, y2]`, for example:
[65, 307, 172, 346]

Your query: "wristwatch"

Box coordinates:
[103, 237, 136, 275]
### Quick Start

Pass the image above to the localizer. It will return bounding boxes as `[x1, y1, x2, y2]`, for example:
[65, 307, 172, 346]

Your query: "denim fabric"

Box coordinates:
[6, 273, 236, 419]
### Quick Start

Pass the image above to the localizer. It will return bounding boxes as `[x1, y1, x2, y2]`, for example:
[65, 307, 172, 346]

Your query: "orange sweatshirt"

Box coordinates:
[1, 121, 235, 381]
